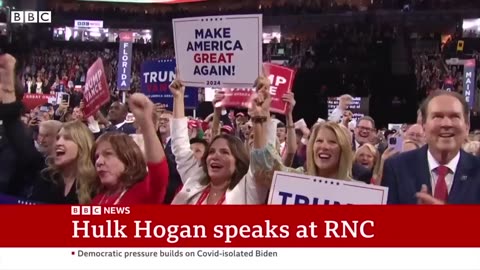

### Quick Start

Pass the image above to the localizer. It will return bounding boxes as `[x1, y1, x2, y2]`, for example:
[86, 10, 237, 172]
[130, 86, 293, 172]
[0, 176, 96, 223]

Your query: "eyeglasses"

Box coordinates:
[357, 126, 373, 132]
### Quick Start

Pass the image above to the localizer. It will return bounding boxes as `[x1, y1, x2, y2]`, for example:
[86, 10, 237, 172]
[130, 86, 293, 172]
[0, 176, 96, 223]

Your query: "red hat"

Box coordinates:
[221, 125, 234, 134]
[188, 120, 198, 129]
[200, 120, 209, 131]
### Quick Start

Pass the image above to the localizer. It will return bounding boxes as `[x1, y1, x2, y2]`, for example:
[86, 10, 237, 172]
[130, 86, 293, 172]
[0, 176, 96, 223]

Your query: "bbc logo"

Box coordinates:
[71, 206, 102, 215]
[10, 11, 52, 23]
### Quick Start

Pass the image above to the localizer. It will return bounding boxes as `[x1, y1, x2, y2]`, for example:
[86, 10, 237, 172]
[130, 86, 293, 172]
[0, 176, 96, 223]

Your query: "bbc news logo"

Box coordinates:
[10, 11, 52, 23]
[72, 206, 102, 216]
[71, 206, 131, 215]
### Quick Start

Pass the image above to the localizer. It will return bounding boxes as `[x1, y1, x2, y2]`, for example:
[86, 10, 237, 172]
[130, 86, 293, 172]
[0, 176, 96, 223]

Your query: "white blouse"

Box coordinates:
[171, 117, 277, 205]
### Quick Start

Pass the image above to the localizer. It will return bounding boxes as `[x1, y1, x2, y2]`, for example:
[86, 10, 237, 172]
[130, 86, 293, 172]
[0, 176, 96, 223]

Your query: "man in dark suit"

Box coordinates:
[104, 101, 136, 134]
[382, 90, 480, 204]
[158, 111, 183, 204]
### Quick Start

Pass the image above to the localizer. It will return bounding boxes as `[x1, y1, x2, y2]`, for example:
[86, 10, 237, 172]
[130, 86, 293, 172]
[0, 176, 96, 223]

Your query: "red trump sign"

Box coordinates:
[218, 63, 296, 114]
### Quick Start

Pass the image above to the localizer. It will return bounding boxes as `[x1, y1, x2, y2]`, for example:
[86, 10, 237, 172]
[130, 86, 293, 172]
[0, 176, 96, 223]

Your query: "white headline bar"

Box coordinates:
[0, 248, 479, 269]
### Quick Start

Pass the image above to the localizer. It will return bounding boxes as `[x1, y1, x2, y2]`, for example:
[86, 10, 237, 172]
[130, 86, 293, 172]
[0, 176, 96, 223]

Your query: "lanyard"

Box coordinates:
[99, 189, 127, 205]
[196, 186, 226, 205]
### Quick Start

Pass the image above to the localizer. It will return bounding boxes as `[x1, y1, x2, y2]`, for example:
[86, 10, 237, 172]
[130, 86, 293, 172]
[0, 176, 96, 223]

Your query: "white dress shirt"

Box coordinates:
[427, 150, 460, 196]
[328, 107, 343, 122]
[115, 121, 126, 129]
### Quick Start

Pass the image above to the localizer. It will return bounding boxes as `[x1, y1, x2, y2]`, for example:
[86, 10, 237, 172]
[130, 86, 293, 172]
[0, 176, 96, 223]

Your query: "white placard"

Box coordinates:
[172, 14, 263, 88]
[268, 171, 388, 205]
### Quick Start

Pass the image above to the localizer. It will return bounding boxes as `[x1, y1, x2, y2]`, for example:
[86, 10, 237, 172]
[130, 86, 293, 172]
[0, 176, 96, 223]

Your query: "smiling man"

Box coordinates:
[382, 90, 480, 204]
[353, 116, 375, 150]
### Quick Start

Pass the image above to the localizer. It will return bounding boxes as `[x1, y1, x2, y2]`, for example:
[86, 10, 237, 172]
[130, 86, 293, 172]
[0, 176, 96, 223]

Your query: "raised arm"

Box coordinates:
[170, 69, 204, 183]
[128, 93, 169, 202]
[230, 75, 275, 204]
[129, 93, 165, 164]
[211, 90, 225, 137]
[282, 92, 297, 167]
[0, 54, 45, 195]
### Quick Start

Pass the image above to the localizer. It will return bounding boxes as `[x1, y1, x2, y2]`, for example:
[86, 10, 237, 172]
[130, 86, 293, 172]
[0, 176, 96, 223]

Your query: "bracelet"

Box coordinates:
[286, 125, 295, 129]
[251, 116, 267, 123]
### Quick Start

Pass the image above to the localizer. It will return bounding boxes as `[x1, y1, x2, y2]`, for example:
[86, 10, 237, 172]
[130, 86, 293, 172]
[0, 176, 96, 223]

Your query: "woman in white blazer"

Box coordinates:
[169, 72, 276, 205]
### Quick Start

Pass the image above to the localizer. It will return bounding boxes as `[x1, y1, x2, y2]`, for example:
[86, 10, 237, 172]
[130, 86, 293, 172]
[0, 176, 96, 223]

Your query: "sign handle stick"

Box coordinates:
[122, 91, 126, 104]
[193, 109, 196, 119]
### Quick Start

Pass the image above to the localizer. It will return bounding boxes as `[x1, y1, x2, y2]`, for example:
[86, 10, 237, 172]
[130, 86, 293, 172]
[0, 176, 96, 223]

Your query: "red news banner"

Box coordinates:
[0, 206, 479, 247]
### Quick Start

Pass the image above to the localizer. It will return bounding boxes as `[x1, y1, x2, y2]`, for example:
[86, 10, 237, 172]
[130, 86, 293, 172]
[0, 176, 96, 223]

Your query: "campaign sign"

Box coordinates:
[141, 59, 198, 109]
[172, 14, 263, 88]
[117, 32, 133, 91]
[82, 58, 110, 118]
[463, 59, 476, 108]
[264, 63, 295, 114]
[217, 63, 295, 114]
[268, 171, 388, 205]
[22, 94, 56, 111]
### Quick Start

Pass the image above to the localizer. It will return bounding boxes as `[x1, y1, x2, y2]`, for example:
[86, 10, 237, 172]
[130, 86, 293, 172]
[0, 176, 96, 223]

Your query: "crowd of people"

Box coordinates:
[20, 20, 396, 101]
[50, 0, 475, 22]
[1, 45, 480, 205]
[0, 0, 479, 206]
[414, 49, 480, 97]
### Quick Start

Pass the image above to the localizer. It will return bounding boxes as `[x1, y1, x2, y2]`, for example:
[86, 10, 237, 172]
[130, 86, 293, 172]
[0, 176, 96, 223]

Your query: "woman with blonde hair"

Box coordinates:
[253, 112, 356, 187]
[29, 120, 96, 204]
[303, 122, 354, 180]
[354, 143, 381, 184]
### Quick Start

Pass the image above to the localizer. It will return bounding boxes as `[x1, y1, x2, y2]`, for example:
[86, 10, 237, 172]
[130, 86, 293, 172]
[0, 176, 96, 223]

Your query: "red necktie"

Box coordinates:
[434, 165, 449, 201]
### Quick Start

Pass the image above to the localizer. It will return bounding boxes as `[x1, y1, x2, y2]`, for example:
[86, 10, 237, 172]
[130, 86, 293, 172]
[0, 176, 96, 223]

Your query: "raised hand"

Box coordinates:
[381, 147, 399, 163]
[248, 69, 272, 119]
[282, 92, 296, 114]
[248, 90, 271, 119]
[169, 68, 185, 98]
[212, 90, 225, 108]
[0, 54, 17, 103]
[128, 93, 154, 126]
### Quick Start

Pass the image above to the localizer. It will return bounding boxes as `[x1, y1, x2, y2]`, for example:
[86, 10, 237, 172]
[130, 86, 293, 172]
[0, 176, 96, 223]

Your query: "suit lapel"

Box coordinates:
[448, 150, 472, 204]
[415, 145, 432, 193]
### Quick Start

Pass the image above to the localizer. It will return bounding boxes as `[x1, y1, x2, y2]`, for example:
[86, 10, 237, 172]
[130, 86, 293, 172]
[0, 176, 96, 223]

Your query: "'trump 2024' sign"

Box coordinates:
[268, 171, 388, 205]
[217, 63, 295, 114]
[140, 59, 198, 109]
[172, 14, 263, 88]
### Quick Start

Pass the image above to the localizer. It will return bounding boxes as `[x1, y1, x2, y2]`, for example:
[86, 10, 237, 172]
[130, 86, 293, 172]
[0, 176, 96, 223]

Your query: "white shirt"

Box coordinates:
[329, 106, 357, 129]
[427, 149, 460, 196]
[279, 141, 286, 156]
[328, 107, 343, 122]
[87, 116, 100, 133]
[355, 140, 361, 150]
[115, 121, 126, 129]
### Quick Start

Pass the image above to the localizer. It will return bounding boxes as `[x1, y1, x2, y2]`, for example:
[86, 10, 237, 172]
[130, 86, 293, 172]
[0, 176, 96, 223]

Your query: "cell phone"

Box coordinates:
[388, 136, 403, 152]
[62, 93, 70, 104]
[40, 106, 49, 112]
